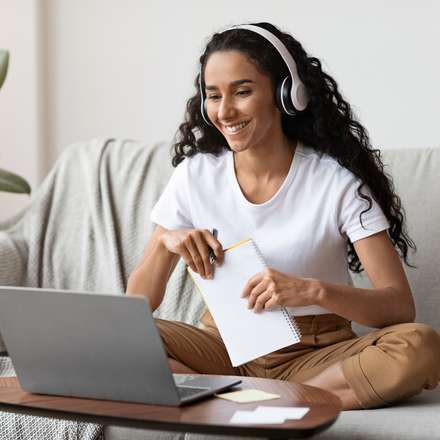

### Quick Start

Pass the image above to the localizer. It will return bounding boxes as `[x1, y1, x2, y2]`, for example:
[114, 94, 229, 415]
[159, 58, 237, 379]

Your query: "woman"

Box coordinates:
[127, 22, 440, 410]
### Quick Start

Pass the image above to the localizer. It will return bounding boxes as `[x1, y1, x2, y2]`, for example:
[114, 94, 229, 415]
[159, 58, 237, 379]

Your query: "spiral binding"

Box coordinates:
[250, 240, 267, 268]
[250, 240, 301, 339]
[281, 308, 302, 339]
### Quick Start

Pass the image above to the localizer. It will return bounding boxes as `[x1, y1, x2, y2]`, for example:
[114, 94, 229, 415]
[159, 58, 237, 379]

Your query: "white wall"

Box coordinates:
[0, 0, 43, 221]
[1, 0, 439, 220]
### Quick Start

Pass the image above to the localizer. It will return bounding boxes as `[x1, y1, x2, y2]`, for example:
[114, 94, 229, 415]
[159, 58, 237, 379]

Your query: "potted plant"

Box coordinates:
[0, 50, 31, 195]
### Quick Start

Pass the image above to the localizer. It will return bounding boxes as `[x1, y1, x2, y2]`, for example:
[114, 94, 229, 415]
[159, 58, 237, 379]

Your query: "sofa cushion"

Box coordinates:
[314, 386, 440, 440]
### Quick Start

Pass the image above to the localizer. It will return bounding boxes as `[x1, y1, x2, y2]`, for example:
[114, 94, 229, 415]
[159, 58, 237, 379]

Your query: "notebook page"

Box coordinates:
[189, 239, 300, 366]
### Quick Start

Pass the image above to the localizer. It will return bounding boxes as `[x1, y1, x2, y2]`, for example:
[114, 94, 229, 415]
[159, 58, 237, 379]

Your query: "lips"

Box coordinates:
[222, 120, 250, 134]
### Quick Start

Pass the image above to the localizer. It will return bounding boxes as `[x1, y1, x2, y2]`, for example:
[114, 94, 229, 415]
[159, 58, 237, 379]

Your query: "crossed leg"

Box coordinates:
[168, 355, 362, 408]
[300, 361, 363, 410]
[291, 322, 440, 410]
[158, 319, 440, 410]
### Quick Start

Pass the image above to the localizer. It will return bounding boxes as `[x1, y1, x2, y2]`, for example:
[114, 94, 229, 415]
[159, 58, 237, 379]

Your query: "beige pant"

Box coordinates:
[156, 312, 440, 409]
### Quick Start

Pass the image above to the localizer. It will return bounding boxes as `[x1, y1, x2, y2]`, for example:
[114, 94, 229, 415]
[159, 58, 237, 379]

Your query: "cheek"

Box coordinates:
[259, 106, 281, 134]
[247, 96, 278, 122]
[205, 103, 214, 120]
[206, 104, 221, 128]
[253, 108, 278, 135]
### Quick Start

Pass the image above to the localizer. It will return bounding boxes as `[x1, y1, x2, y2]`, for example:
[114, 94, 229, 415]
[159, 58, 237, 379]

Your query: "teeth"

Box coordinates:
[224, 121, 249, 133]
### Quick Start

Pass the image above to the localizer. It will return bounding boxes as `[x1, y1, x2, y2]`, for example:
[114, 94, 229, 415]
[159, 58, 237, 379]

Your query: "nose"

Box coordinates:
[217, 95, 236, 121]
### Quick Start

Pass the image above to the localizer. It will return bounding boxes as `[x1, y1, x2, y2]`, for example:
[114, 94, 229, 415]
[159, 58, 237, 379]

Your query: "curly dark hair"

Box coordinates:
[172, 22, 415, 273]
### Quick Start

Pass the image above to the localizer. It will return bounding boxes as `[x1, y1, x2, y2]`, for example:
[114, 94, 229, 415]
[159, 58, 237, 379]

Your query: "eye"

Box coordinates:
[206, 94, 221, 101]
[237, 89, 251, 96]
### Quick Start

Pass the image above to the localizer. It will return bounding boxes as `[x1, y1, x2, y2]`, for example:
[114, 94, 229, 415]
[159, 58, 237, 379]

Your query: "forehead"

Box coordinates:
[204, 50, 264, 85]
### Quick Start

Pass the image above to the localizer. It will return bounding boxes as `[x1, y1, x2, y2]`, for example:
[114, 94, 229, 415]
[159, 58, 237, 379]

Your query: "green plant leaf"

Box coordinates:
[0, 168, 31, 194]
[0, 50, 9, 89]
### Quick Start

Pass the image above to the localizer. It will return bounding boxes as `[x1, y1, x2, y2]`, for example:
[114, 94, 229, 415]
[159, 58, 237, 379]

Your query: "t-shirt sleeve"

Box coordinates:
[150, 159, 194, 230]
[338, 173, 390, 243]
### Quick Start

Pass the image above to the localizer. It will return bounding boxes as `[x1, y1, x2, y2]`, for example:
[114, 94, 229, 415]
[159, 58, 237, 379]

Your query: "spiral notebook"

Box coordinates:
[188, 238, 301, 367]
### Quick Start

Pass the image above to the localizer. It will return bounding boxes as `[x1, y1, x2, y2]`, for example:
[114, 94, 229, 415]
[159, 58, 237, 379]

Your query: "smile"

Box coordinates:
[223, 120, 250, 134]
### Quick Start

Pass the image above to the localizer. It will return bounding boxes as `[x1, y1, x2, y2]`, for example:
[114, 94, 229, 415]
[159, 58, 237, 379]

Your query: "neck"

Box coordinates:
[233, 137, 297, 180]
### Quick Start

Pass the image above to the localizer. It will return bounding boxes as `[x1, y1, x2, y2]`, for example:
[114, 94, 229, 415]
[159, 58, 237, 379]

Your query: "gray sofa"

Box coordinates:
[0, 139, 439, 440]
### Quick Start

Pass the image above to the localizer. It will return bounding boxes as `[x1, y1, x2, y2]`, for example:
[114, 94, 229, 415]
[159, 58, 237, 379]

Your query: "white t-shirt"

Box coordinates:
[150, 143, 389, 316]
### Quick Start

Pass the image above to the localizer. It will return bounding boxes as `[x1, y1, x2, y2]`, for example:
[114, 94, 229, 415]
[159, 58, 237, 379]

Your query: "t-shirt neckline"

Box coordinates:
[228, 142, 302, 209]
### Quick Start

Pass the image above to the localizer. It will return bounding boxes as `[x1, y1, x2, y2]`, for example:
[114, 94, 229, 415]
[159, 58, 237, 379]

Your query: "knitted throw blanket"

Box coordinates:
[0, 139, 205, 439]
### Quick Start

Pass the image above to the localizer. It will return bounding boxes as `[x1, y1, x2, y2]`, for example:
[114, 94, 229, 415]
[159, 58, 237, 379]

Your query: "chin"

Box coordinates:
[226, 139, 251, 153]
[228, 144, 248, 153]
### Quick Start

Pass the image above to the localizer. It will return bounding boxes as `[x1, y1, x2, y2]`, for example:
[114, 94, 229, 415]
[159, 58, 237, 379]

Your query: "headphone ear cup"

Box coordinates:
[276, 76, 297, 116]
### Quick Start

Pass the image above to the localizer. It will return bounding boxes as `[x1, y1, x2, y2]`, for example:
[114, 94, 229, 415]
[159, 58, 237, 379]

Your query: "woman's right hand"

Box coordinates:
[159, 228, 224, 279]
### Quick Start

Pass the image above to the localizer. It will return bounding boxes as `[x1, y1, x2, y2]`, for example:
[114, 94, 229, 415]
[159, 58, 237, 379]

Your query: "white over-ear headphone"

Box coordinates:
[199, 24, 309, 126]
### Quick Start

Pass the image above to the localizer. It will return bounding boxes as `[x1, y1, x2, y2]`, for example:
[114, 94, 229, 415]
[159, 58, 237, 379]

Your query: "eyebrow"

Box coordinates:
[205, 79, 254, 91]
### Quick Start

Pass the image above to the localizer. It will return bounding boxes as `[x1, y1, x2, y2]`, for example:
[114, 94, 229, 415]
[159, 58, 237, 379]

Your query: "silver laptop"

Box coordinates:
[0, 286, 241, 406]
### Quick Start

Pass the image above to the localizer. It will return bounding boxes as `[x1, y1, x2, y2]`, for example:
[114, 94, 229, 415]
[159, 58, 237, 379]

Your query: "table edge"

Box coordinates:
[0, 401, 340, 438]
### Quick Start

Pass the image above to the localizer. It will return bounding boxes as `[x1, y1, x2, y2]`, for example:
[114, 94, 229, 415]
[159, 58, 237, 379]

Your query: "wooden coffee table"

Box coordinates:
[0, 375, 341, 439]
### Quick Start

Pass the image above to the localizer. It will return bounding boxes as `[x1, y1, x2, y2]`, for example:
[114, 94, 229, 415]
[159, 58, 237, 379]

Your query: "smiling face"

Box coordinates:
[203, 50, 284, 154]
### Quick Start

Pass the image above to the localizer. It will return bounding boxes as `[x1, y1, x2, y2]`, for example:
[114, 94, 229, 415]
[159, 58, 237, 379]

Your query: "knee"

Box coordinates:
[386, 322, 440, 345]
[153, 319, 185, 349]
[154, 318, 170, 340]
[367, 323, 440, 403]
[413, 323, 440, 365]
[405, 323, 440, 351]
[389, 323, 440, 373]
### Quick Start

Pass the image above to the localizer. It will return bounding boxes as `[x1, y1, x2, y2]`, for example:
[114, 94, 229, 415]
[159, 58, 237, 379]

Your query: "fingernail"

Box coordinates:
[207, 274, 213, 280]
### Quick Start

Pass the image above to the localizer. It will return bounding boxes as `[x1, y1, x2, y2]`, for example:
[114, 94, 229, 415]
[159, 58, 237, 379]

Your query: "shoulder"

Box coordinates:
[178, 148, 230, 176]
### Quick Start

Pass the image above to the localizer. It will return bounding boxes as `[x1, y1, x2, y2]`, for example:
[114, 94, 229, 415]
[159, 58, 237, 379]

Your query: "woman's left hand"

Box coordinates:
[241, 268, 321, 312]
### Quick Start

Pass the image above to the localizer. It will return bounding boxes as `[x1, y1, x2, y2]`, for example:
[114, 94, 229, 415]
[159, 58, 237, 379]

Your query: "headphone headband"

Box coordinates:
[199, 24, 309, 126]
[228, 24, 308, 112]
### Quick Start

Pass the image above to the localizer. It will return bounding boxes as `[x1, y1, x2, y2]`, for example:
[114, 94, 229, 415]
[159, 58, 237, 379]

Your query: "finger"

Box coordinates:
[241, 272, 264, 298]
[192, 231, 212, 278]
[185, 236, 206, 277]
[253, 291, 273, 313]
[179, 246, 197, 272]
[202, 230, 224, 267]
[264, 296, 279, 310]
[247, 279, 270, 309]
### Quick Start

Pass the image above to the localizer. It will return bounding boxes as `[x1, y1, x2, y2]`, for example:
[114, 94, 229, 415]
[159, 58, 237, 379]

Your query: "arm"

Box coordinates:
[126, 225, 179, 311]
[317, 230, 415, 327]
[127, 225, 224, 311]
[243, 231, 416, 328]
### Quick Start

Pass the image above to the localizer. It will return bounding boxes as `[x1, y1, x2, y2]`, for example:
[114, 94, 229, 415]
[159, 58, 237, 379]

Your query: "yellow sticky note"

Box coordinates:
[216, 389, 280, 403]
